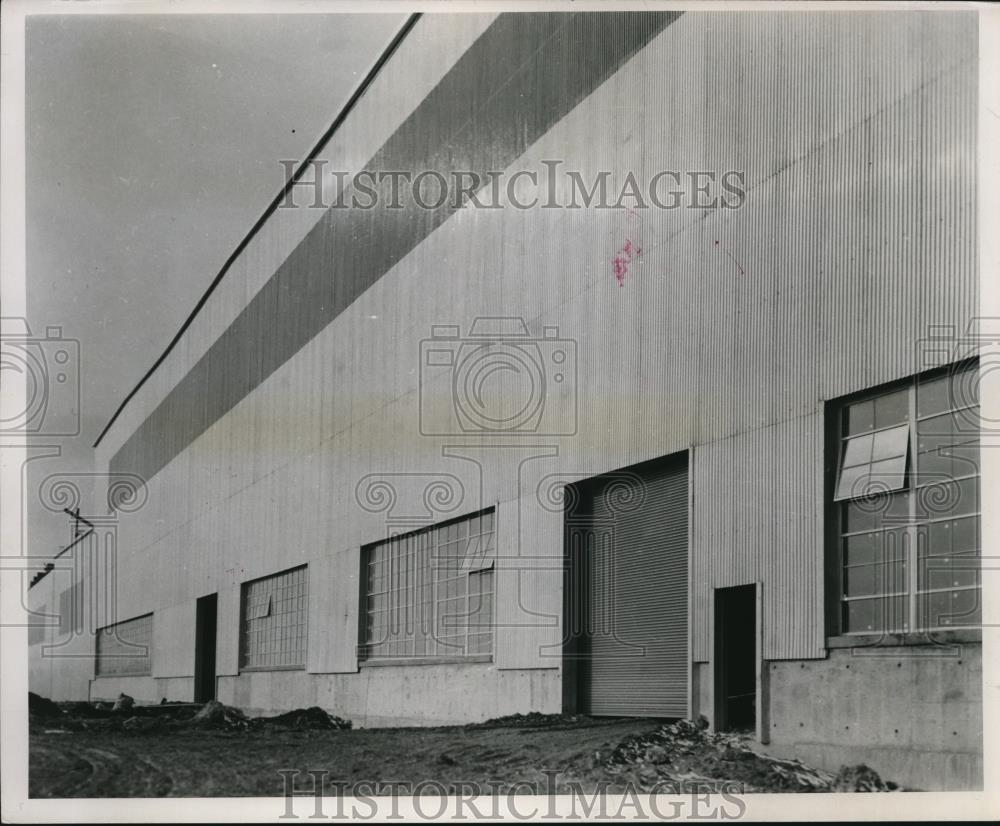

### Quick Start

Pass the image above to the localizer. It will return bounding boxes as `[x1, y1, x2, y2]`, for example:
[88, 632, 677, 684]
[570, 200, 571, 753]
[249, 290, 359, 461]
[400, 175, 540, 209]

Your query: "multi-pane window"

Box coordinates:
[239, 565, 308, 670]
[59, 582, 83, 637]
[28, 603, 47, 646]
[95, 613, 153, 676]
[833, 362, 980, 634]
[362, 509, 496, 660]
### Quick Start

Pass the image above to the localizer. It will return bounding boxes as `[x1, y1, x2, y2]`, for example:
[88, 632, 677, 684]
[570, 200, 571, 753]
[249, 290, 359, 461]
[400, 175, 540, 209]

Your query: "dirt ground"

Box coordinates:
[28, 698, 898, 798]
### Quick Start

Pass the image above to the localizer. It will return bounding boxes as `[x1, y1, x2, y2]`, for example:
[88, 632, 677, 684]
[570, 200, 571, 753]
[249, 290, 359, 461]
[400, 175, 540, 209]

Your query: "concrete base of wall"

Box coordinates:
[81, 644, 984, 792]
[691, 662, 711, 723]
[764, 644, 982, 791]
[88, 664, 560, 727]
[216, 663, 561, 726]
[90, 675, 194, 704]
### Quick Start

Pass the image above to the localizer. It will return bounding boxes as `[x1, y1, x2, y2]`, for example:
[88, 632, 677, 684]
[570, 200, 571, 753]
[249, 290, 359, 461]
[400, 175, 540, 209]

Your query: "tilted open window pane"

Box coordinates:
[834, 424, 909, 501]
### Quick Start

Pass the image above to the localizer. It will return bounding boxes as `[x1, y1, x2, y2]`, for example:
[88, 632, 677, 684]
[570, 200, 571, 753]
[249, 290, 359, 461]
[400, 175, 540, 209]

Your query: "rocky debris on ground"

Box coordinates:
[259, 706, 352, 730]
[833, 764, 897, 792]
[466, 711, 595, 731]
[122, 716, 164, 732]
[599, 718, 898, 793]
[28, 692, 64, 718]
[59, 701, 114, 718]
[112, 693, 135, 713]
[185, 700, 252, 731]
[31, 693, 352, 735]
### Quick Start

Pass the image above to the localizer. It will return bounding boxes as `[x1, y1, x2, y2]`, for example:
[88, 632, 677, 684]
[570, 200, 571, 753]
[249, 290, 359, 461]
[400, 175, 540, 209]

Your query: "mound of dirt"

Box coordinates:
[833, 764, 898, 792]
[186, 700, 251, 731]
[29, 692, 63, 718]
[112, 693, 135, 713]
[40, 696, 352, 734]
[122, 716, 165, 733]
[258, 706, 351, 730]
[58, 701, 113, 719]
[466, 712, 594, 731]
[600, 719, 897, 793]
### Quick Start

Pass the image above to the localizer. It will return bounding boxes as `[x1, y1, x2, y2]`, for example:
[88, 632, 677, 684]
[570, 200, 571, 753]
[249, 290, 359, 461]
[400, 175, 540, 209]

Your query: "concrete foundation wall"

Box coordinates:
[216, 665, 560, 726]
[765, 644, 983, 791]
[90, 676, 159, 704]
[89, 676, 195, 704]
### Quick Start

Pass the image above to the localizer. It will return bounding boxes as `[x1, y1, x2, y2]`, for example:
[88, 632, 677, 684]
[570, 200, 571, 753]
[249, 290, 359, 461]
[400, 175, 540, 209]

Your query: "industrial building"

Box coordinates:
[28, 10, 982, 790]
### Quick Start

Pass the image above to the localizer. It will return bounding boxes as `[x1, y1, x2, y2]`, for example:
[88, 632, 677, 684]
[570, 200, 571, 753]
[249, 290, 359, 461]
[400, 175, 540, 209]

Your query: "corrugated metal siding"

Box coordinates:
[692, 11, 978, 439]
[89, 11, 978, 690]
[151, 601, 196, 679]
[576, 456, 688, 717]
[107, 11, 682, 487]
[494, 488, 565, 671]
[692, 413, 825, 662]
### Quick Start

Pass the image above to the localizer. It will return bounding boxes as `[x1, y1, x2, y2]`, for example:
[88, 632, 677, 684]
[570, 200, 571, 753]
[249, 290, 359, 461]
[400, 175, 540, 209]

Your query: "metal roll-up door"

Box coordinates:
[573, 454, 688, 717]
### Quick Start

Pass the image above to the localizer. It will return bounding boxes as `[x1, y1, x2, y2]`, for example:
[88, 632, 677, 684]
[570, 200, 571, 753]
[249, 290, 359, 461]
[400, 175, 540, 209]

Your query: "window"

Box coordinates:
[362, 508, 496, 661]
[239, 565, 308, 670]
[832, 362, 980, 635]
[28, 604, 47, 646]
[95, 613, 153, 676]
[59, 582, 83, 637]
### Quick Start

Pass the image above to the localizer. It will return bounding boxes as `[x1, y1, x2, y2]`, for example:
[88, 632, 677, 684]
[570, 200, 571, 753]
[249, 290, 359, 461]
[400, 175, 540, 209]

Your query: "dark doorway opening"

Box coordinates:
[194, 593, 217, 703]
[714, 584, 756, 732]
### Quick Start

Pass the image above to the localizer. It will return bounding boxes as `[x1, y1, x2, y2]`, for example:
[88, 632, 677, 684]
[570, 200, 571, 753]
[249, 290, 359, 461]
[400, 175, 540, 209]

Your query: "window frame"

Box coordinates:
[95, 612, 153, 677]
[238, 564, 309, 672]
[825, 359, 981, 642]
[358, 507, 497, 665]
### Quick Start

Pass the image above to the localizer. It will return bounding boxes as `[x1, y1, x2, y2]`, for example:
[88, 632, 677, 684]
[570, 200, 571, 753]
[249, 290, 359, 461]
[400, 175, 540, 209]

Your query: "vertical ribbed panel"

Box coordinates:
[692, 413, 824, 661]
[576, 456, 688, 717]
[93, 11, 977, 681]
[215, 586, 241, 677]
[151, 601, 196, 678]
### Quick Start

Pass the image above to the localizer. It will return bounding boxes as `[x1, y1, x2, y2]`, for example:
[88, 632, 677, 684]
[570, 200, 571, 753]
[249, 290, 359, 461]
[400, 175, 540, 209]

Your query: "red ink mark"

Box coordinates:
[612, 238, 643, 286]
[713, 240, 745, 276]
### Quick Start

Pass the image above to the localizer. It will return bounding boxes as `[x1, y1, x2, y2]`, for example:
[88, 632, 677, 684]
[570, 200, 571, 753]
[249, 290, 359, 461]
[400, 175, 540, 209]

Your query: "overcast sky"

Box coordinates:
[25, 12, 406, 559]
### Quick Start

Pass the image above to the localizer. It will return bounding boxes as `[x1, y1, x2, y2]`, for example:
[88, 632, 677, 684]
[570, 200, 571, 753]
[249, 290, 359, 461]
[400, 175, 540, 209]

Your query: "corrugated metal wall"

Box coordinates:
[88, 11, 977, 699]
[691, 414, 825, 661]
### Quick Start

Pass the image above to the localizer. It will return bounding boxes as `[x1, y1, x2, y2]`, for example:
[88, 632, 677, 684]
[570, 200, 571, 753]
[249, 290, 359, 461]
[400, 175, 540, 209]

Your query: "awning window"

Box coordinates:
[834, 423, 909, 501]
